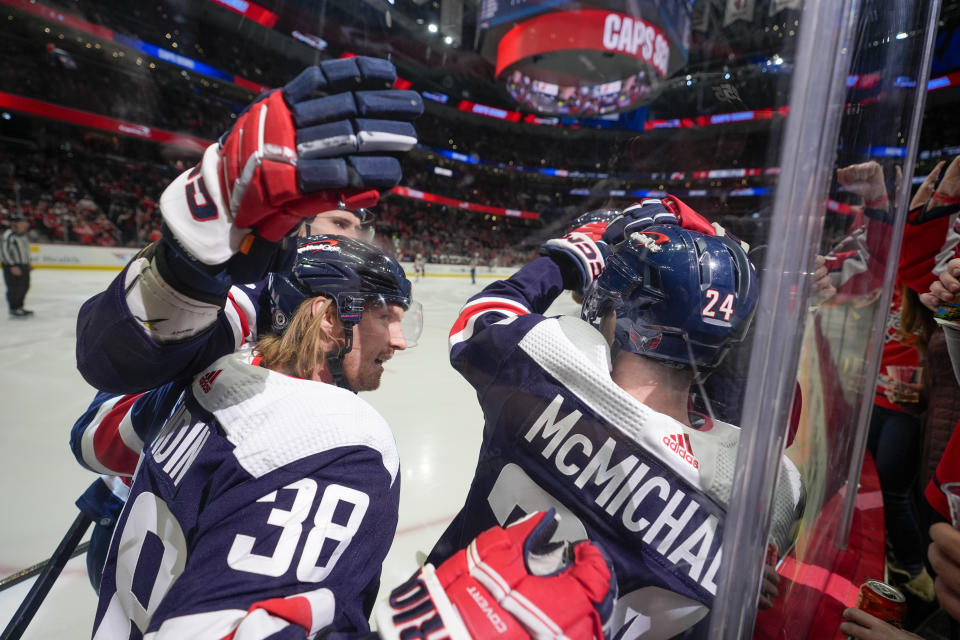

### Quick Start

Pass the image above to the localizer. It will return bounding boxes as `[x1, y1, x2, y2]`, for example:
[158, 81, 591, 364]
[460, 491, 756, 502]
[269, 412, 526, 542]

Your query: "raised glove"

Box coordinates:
[562, 208, 623, 239]
[601, 196, 749, 252]
[541, 211, 614, 294]
[375, 510, 615, 640]
[601, 199, 679, 246]
[161, 56, 423, 267]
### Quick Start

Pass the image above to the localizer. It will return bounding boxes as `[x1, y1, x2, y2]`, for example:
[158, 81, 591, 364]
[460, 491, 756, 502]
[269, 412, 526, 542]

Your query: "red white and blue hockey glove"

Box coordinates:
[601, 196, 748, 251]
[600, 199, 680, 246]
[160, 57, 422, 270]
[541, 213, 613, 294]
[562, 208, 623, 239]
[375, 510, 616, 640]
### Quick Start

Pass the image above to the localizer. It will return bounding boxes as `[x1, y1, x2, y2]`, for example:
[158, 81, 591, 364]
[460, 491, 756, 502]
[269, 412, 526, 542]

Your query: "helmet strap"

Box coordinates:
[326, 324, 356, 393]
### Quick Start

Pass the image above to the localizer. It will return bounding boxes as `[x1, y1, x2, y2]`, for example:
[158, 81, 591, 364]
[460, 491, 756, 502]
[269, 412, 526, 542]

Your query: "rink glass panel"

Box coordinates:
[0, 0, 939, 637]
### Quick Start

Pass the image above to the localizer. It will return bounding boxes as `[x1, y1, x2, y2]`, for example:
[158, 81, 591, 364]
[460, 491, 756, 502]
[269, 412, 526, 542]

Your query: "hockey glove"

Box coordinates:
[160, 56, 422, 270]
[375, 510, 615, 640]
[602, 196, 748, 251]
[562, 208, 623, 239]
[601, 199, 680, 246]
[541, 212, 613, 294]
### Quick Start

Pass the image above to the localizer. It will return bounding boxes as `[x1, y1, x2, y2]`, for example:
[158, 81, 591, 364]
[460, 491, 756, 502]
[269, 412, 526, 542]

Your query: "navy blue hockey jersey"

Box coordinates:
[92, 351, 400, 639]
[76, 250, 268, 394]
[428, 257, 803, 640]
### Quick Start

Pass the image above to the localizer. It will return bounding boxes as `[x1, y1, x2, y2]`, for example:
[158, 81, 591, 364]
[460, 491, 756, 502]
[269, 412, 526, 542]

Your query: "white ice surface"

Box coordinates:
[0, 268, 581, 638]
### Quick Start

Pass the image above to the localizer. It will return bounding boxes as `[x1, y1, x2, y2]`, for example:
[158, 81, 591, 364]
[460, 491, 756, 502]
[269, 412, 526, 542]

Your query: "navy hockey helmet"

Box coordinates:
[581, 224, 758, 371]
[268, 234, 422, 351]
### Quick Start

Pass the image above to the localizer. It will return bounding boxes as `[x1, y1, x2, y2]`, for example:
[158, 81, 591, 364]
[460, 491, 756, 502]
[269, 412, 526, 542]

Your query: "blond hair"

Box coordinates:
[256, 296, 345, 379]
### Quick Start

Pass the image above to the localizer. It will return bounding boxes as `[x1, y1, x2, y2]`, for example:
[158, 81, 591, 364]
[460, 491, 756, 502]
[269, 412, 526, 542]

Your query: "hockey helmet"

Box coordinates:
[268, 234, 422, 351]
[581, 224, 758, 371]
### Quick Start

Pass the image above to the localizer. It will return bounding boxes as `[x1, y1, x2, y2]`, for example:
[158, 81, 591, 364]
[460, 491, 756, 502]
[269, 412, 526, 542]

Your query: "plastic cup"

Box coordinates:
[943, 482, 960, 529]
[885, 365, 923, 403]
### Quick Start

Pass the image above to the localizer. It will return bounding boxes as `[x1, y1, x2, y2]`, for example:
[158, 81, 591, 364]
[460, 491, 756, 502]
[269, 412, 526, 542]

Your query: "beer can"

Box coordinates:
[855, 579, 907, 627]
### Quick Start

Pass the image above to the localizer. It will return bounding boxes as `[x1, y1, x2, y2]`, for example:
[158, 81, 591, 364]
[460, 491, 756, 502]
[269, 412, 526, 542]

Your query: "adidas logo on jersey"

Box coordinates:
[662, 433, 699, 469]
[198, 369, 223, 393]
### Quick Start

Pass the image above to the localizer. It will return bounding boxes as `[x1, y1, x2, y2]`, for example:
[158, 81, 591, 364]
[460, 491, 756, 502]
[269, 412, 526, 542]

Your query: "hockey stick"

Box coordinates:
[0, 512, 92, 640]
[0, 542, 90, 593]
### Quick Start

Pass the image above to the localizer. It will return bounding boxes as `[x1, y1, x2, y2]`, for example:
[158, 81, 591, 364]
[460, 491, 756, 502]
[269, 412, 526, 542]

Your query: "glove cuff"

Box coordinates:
[540, 233, 607, 294]
[374, 564, 473, 640]
[160, 143, 249, 266]
[153, 238, 232, 304]
[123, 251, 224, 343]
[540, 246, 589, 292]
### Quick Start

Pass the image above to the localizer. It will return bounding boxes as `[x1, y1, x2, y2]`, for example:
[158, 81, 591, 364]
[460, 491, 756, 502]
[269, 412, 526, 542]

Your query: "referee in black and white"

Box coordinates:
[1, 214, 33, 318]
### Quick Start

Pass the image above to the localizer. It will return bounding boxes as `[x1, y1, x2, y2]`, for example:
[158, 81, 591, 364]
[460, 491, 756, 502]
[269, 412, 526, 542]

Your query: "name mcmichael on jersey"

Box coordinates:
[525, 394, 723, 596]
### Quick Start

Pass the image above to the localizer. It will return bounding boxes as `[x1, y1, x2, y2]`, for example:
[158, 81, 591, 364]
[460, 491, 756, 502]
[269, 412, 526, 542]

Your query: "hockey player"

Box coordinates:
[70, 55, 423, 596]
[414, 251, 426, 281]
[428, 198, 804, 639]
[75, 56, 423, 394]
[77, 233, 618, 639]
[75, 235, 618, 640]
[90, 235, 420, 638]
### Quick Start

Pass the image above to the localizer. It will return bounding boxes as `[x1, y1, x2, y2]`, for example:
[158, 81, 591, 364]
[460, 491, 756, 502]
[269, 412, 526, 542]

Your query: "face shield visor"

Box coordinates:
[355, 208, 376, 243]
[348, 294, 424, 349]
[303, 208, 376, 242]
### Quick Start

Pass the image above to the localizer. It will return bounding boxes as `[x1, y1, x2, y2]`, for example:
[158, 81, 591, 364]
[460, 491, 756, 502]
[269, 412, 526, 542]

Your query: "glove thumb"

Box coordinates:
[661, 195, 715, 235]
[569, 541, 617, 607]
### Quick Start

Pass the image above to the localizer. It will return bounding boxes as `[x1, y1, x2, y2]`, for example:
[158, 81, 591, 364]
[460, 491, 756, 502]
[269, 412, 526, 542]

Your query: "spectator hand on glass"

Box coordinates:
[909, 160, 946, 211]
[836, 160, 890, 209]
[811, 254, 837, 304]
[912, 155, 960, 214]
[758, 563, 781, 610]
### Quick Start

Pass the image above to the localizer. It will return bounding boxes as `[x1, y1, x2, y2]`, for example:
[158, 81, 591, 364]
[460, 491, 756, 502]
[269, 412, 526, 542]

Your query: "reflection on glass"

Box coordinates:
[747, 2, 941, 637]
[0, 0, 945, 638]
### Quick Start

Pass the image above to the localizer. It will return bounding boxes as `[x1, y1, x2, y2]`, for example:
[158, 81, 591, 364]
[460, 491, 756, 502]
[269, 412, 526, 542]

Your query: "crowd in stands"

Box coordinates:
[0, 146, 172, 247]
[373, 199, 539, 267]
[0, 142, 546, 266]
[401, 153, 580, 219]
[0, 0, 776, 266]
[0, 0, 784, 252]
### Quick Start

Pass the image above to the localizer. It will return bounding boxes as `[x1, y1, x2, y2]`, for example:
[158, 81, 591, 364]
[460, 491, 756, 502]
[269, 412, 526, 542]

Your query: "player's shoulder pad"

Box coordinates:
[191, 351, 399, 483]
[519, 315, 612, 375]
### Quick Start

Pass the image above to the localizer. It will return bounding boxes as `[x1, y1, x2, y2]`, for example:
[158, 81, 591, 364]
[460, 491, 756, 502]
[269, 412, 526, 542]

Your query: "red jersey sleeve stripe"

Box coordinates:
[225, 291, 251, 347]
[449, 297, 531, 337]
[88, 394, 145, 476]
[79, 395, 122, 474]
[218, 588, 335, 639]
